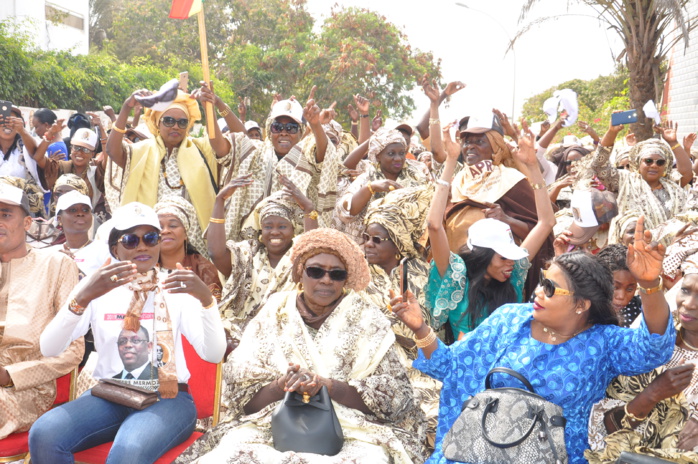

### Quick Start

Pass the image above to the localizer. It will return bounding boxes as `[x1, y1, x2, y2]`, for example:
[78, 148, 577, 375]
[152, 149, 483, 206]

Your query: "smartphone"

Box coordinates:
[611, 110, 638, 126]
[399, 257, 409, 295]
[0, 101, 12, 121]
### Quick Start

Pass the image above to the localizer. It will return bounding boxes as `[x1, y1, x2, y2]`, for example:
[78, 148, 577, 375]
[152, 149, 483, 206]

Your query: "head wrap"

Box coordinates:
[322, 120, 343, 142]
[682, 252, 698, 276]
[241, 191, 303, 242]
[54, 173, 89, 196]
[144, 90, 201, 137]
[615, 146, 631, 166]
[368, 128, 406, 163]
[365, 185, 433, 259]
[628, 139, 674, 174]
[290, 228, 371, 291]
[153, 196, 207, 256]
[482, 130, 515, 168]
[551, 145, 591, 180]
[0, 176, 44, 216]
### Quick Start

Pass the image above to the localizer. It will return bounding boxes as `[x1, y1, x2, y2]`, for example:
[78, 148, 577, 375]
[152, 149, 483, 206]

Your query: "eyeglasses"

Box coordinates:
[72, 146, 93, 154]
[118, 231, 161, 250]
[617, 163, 630, 170]
[270, 122, 301, 134]
[539, 269, 574, 298]
[160, 116, 189, 129]
[642, 158, 666, 167]
[305, 266, 348, 282]
[362, 233, 392, 245]
[117, 337, 147, 346]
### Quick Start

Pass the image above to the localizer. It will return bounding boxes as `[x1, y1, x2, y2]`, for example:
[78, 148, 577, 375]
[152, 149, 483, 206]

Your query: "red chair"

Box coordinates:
[0, 368, 77, 463]
[73, 337, 223, 464]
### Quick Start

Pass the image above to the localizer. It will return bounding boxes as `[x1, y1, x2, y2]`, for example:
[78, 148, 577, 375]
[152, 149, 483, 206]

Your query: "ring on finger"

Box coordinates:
[301, 374, 311, 382]
[180, 281, 186, 289]
[110, 275, 118, 283]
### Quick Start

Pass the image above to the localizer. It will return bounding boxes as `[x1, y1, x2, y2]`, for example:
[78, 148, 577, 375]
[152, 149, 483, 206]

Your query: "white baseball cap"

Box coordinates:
[0, 183, 29, 214]
[111, 202, 161, 232]
[467, 218, 528, 260]
[245, 120, 261, 131]
[56, 190, 92, 214]
[568, 189, 618, 246]
[71, 128, 98, 151]
[562, 135, 581, 148]
[269, 99, 304, 125]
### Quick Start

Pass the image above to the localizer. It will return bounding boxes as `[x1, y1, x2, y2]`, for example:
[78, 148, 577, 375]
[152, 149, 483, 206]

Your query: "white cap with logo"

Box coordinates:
[269, 100, 304, 125]
[71, 128, 99, 151]
[111, 202, 161, 232]
[467, 218, 528, 260]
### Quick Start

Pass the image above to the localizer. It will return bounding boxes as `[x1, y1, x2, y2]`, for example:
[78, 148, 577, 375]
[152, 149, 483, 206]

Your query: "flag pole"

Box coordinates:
[197, 5, 216, 139]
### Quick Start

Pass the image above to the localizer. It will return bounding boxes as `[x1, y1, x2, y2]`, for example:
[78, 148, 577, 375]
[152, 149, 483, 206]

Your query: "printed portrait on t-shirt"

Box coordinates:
[113, 326, 159, 384]
[155, 342, 171, 368]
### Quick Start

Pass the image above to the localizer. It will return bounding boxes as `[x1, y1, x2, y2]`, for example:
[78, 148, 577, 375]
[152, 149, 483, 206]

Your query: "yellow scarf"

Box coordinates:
[121, 136, 218, 231]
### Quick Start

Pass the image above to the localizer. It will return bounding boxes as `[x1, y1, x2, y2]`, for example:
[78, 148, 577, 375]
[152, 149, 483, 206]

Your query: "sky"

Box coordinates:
[305, 0, 624, 126]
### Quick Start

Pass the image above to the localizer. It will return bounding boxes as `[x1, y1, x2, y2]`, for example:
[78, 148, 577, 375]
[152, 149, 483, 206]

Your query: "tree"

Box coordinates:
[517, 0, 698, 140]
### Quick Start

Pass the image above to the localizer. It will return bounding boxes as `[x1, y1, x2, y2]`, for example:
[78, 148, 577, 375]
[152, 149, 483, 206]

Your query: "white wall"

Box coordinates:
[0, 0, 89, 55]
[665, 1, 698, 134]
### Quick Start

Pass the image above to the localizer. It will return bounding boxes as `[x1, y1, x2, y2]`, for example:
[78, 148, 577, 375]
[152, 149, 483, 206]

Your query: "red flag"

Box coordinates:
[169, 0, 202, 19]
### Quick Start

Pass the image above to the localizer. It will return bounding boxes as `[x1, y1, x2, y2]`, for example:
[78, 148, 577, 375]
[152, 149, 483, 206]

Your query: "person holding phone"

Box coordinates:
[423, 119, 556, 340]
[590, 116, 691, 241]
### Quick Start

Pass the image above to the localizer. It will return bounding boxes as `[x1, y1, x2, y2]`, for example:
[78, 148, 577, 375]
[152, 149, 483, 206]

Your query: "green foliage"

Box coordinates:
[521, 67, 630, 141]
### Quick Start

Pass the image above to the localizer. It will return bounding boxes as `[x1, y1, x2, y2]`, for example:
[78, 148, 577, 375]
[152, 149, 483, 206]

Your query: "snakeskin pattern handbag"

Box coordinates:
[442, 367, 568, 464]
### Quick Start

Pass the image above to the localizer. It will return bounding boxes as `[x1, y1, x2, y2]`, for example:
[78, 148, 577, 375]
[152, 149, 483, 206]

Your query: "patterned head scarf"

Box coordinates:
[240, 191, 304, 242]
[322, 120, 343, 143]
[0, 176, 44, 216]
[144, 90, 201, 137]
[365, 185, 433, 259]
[290, 228, 371, 291]
[54, 173, 89, 196]
[153, 196, 207, 256]
[628, 139, 674, 174]
[368, 128, 406, 163]
[682, 252, 698, 276]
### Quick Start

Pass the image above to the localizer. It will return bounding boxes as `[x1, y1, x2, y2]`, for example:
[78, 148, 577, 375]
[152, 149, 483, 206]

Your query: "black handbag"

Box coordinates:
[271, 385, 343, 456]
[442, 367, 568, 464]
[615, 452, 675, 464]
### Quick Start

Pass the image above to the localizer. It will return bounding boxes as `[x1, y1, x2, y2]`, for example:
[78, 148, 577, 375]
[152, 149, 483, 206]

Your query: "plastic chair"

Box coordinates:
[0, 368, 77, 463]
[73, 337, 223, 464]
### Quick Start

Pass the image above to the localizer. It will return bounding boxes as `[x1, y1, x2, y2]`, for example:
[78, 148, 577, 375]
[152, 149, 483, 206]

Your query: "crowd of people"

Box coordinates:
[1, 76, 698, 464]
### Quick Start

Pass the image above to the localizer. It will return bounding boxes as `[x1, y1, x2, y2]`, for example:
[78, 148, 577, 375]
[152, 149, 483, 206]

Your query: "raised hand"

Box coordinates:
[512, 119, 536, 166]
[270, 93, 282, 109]
[319, 101, 337, 125]
[191, 81, 217, 105]
[627, 215, 665, 285]
[124, 89, 153, 109]
[656, 120, 679, 145]
[684, 132, 697, 153]
[354, 94, 370, 116]
[303, 86, 321, 126]
[422, 78, 441, 103]
[45, 119, 66, 141]
[279, 174, 313, 213]
[553, 230, 573, 256]
[625, 132, 637, 147]
[347, 103, 359, 123]
[443, 81, 466, 96]
[390, 289, 425, 333]
[493, 109, 517, 140]
[217, 174, 253, 201]
[237, 96, 247, 121]
[75, 259, 138, 307]
[371, 109, 383, 132]
[162, 263, 214, 306]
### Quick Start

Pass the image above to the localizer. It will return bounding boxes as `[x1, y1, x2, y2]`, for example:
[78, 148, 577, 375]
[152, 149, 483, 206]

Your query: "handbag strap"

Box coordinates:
[485, 367, 535, 392]
[538, 410, 563, 463]
[480, 398, 541, 448]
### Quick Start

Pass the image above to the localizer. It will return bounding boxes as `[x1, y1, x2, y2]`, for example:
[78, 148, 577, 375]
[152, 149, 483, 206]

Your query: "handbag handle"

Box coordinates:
[485, 367, 535, 392]
[480, 399, 540, 448]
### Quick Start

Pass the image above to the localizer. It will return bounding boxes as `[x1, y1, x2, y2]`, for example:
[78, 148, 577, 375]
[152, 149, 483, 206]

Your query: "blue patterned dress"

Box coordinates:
[414, 303, 675, 464]
[426, 251, 529, 337]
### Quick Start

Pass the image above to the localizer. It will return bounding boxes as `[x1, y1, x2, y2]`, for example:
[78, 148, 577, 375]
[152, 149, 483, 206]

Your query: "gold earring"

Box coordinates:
[296, 282, 303, 292]
[395, 253, 402, 260]
[342, 288, 347, 295]
[258, 234, 263, 242]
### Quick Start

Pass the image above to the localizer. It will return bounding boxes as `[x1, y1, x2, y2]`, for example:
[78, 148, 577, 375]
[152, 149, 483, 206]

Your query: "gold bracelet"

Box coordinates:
[203, 300, 217, 310]
[68, 298, 86, 316]
[671, 143, 681, 151]
[530, 182, 544, 190]
[350, 121, 358, 126]
[1, 375, 14, 388]
[429, 118, 440, 126]
[111, 125, 127, 134]
[638, 280, 663, 294]
[414, 327, 437, 348]
[624, 402, 647, 423]
[305, 210, 318, 220]
[209, 217, 225, 224]
[218, 106, 231, 117]
[367, 182, 376, 196]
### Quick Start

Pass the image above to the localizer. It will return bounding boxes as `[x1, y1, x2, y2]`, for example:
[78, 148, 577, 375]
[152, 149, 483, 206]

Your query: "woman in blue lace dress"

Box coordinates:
[391, 213, 675, 464]
[424, 120, 555, 340]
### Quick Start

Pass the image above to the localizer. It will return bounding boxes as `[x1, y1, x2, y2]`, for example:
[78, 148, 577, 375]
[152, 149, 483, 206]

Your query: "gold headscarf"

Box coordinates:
[368, 128, 406, 163]
[365, 185, 433, 259]
[240, 191, 304, 242]
[153, 195, 207, 256]
[144, 90, 202, 137]
[0, 176, 44, 216]
[483, 130, 515, 168]
[54, 173, 89, 196]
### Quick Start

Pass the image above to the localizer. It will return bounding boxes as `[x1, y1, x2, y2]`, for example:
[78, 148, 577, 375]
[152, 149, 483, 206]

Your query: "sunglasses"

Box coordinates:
[304, 266, 348, 282]
[72, 146, 93, 154]
[642, 158, 666, 167]
[539, 269, 574, 298]
[362, 233, 392, 245]
[160, 116, 189, 129]
[270, 122, 301, 134]
[118, 231, 161, 250]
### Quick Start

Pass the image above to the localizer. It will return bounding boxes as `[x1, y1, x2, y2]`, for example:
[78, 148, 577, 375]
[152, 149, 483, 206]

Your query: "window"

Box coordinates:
[45, 4, 84, 30]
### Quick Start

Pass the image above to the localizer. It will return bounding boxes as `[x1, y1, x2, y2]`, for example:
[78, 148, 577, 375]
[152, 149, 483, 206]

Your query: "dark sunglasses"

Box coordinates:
[539, 269, 574, 298]
[160, 116, 189, 129]
[118, 231, 161, 250]
[642, 158, 666, 167]
[305, 266, 348, 282]
[72, 146, 93, 154]
[270, 121, 300, 134]
[362, 233, 392, 245]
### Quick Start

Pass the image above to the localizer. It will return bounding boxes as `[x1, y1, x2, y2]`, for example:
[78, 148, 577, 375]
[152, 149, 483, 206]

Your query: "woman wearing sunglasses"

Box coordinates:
[391, 214, 674, 464]
[105, 82, 231, 235]
[590, 117, 691, 240]
[425, 121, 555, 342]
[176, 227, 426, 463]
[31, 202, 226, 463]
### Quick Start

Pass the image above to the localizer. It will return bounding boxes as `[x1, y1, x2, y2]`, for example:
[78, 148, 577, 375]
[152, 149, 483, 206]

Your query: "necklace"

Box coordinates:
[679, 328, 698, 351]
[161, 155, 184, 190]
[540, 321, 586, 342]
[61, 239, 92, 259]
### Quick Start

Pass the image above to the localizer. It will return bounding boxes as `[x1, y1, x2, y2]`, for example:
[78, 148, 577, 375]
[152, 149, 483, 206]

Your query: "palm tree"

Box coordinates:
[516, 0, 698, 140]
